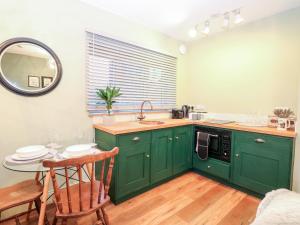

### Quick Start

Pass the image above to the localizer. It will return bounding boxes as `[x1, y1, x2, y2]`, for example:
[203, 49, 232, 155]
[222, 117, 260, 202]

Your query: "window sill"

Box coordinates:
[89, 110, 170, 117]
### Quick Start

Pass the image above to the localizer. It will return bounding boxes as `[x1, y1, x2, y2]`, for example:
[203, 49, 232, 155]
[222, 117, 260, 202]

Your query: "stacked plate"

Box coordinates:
[12, 145, 48, 161]
[4, 145, 56, 165]
[62, 144, 94, 158]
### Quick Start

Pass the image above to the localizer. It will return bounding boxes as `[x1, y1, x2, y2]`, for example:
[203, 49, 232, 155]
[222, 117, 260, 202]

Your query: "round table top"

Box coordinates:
[3, 160, 53, 172]
[2, 148, 102, 173]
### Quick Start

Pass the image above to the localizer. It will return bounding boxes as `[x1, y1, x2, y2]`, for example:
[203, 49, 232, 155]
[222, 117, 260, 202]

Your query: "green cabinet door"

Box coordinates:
[173, 126, 192, 175]
[151, 129, 173, 184]
[118, 132, 151, 198]
[232, 131, 293, 195]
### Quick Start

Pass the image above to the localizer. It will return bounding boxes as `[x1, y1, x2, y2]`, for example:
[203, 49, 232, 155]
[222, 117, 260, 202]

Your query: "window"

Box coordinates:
[86, 31, 177, 115]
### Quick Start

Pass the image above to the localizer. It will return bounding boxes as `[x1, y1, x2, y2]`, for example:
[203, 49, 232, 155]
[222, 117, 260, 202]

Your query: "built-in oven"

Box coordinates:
[194, 126, 232, 162]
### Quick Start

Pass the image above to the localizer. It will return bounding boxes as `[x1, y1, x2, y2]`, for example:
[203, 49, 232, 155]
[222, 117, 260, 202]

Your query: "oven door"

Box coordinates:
[208, 133, 221, 158]
[195, 127, 222, 160]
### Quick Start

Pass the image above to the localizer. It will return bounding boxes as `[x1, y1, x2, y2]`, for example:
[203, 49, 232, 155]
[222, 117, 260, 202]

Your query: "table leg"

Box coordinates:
[27, 171, 41, 221]
[38, 171, 50, 225]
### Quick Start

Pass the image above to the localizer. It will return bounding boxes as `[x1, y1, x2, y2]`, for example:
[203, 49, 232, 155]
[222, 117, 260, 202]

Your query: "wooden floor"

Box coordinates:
[2, 172, 260, 225]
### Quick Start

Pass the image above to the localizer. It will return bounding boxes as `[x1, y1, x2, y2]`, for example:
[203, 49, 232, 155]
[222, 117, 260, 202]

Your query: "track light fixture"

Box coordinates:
[188, 25, 198, 38]
[223, 12, 230, 29]
[202, 21, 210, 35]
[234, 9, 244, 24]
[188, 7, 245, 38]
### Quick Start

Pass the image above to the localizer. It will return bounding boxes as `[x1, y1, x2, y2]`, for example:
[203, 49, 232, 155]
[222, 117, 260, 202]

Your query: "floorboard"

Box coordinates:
[1, 172, 260, 225]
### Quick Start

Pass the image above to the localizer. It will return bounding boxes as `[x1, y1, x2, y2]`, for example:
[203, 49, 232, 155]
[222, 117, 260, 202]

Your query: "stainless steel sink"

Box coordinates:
[139, 120, 165, 125]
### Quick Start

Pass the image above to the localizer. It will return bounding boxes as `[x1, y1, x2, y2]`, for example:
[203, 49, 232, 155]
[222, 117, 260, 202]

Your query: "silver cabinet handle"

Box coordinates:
[207, 165, 211, 169]
[132, 137, 140, 141]
[146, 154, 150, 158]
[175, 136, 179, 140]
[168, 137, 173, 142]
[255, 138, 266, 143]
[235, 154, 240, 158]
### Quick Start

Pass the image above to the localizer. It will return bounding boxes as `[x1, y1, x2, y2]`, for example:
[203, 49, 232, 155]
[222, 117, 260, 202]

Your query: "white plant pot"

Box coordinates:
[102, 115, 115, 125]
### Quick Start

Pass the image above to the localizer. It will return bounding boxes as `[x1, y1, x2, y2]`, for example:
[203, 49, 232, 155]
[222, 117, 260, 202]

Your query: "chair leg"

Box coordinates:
[15, 216, 21, 225]
[27, 201, 33, 221]
[96, 210, 105, 225]
[52, 216, 57, 225]
[35, 198, 50, 225]
[101, 207, 109, 225]
[61, 218, 67, 225]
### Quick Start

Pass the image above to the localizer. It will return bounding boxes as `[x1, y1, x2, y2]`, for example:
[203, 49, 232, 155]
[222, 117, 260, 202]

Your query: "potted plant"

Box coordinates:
[96, 86, 122, 125]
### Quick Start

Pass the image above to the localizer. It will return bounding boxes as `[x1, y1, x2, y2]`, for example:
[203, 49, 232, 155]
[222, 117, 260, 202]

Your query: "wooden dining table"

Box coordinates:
[3, 155, 95, 225]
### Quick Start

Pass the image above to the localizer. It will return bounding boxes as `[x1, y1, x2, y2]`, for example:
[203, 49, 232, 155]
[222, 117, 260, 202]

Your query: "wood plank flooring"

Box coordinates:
[2, 172, 260, 225]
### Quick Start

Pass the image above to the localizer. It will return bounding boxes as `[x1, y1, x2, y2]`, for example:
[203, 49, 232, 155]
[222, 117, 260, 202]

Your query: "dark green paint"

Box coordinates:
[232, 131, 293, 194]
[96, 125, 294, 203]
[151, 129, 173, 184]
[118, 140, 151, 198]
[193, 156, 231, 180]
[173, 126, 192, 175]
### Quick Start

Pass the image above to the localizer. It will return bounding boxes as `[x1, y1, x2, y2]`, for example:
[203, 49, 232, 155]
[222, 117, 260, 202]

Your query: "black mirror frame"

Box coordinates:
[0, 37, 62, 96]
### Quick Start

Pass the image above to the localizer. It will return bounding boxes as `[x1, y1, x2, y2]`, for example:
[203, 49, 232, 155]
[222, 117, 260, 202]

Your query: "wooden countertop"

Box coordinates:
[93, 119, 297, 138]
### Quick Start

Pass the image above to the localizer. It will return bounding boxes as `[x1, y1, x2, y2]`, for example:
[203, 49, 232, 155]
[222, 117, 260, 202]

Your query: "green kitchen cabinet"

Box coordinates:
[173, 126, 192, 175]
[193, 156, 231, 180]
[232, 131, 294, 195]
[151, 129, 173, 184]
[96, 123, 294, 203]
[118, 132, 151, 198]
[95, 125, 193, 204]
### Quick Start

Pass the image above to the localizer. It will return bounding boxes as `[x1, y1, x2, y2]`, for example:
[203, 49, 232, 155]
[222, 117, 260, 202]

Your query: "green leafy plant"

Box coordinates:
[96, 86, 122, 115]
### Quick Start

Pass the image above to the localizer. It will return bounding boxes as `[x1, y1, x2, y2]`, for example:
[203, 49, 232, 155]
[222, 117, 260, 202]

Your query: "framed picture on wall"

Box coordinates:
[28, 75, 40, 88]
[41, 76, 53, 88]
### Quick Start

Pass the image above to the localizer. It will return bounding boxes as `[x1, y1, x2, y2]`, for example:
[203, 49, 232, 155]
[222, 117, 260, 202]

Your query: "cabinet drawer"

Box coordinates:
[235, 132, 293, 154]
[118, 132, 151, 147]
[193, 157, 230, 180]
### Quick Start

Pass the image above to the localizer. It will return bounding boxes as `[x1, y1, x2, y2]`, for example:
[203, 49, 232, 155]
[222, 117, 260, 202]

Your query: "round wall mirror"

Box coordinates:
[0, 38, 62, 96]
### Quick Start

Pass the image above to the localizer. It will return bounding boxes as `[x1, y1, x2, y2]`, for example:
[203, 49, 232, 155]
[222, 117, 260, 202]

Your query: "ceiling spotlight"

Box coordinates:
[178, 44, 187, 55]
[202, 21, 210, 35]
[188, 26, 198, 38]
[223, 12, 230, 29]
[234, 9, 244, 24]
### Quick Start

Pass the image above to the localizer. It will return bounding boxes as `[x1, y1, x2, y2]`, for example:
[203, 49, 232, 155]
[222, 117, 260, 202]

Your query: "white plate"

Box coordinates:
[66, 144, 91, 152]
[11, 150, 48, 161]
[61, 148, 99, 159]
[65, 144, 92, 157]
[16, 145, 46, 158]
[5, 150, 57, 165]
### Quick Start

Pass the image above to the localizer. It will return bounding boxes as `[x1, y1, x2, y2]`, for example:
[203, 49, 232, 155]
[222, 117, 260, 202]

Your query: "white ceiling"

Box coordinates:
[80, 0, 300, 41]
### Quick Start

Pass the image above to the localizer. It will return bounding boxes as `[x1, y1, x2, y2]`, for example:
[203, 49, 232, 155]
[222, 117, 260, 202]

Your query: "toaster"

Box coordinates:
[172, 109, 184, 119]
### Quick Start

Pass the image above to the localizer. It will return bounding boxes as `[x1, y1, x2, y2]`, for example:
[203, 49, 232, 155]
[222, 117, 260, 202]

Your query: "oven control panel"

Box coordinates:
[222, 135, 231, 161]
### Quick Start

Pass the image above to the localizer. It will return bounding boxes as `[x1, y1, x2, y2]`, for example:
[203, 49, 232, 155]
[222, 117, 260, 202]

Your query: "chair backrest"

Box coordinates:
[43, 147, 119, 214]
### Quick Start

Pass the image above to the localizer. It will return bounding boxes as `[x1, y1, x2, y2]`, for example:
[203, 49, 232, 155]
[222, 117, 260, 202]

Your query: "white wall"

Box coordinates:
[179, 8, 300, 115]
[294, 81, 300, 191]
[0, 0, 184, 187]
[181, 8, 300, 191]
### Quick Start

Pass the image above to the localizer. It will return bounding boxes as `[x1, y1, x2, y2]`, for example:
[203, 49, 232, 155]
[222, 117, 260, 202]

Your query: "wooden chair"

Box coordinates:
[0, 178, 45, 224]
[43, 147, 119, 225]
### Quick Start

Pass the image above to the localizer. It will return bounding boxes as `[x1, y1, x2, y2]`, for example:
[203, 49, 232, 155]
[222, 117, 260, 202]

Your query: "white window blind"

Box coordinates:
[86, 31, 177, 115]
